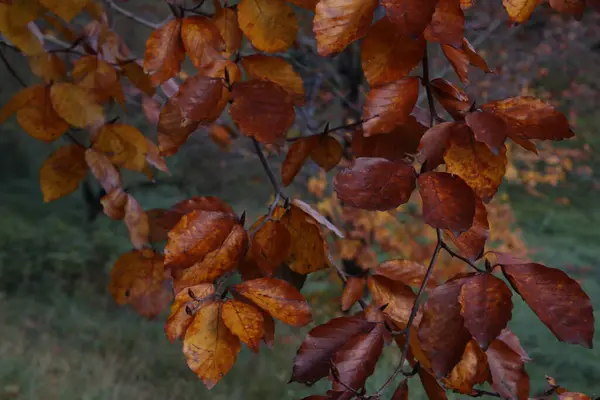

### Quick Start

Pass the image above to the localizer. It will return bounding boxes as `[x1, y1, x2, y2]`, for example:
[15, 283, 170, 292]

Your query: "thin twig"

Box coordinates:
[0, 47, 27, 87]
[252, 138, 286, 199]
[105, 0, 161, 29]
[65, 132, 87, 149]
[422, 44, 438, 127]
[287, 114, 380, 142]
[440, 240, 485, 272]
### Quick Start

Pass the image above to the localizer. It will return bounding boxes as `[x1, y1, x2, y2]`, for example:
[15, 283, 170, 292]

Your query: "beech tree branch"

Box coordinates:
[104, 0, 162, 29]
[252, 138, 286, 199]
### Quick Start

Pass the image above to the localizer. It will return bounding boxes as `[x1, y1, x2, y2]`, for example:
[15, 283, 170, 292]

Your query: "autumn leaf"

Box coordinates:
[559, 393, 593, 400]
[71, 56, 121, 104]
[165, 283, 215, 342]
[181, 16, 225, 71]
[372, 259, 437, 289]
[144, 138, 170, 174]
[291, 316, 374, 384]
[281, 136, 319, 186]
[419, 368, 449, 400]
[443, 128, 507, 203]
[465, 111, 508, 155]
[380, 0, 438, 37]
[441, 44, 470, 84]
[418, 171, 476, 233]
[417, 122, 469, 170]
[120, 61, 155, 97]
[291, 198, 344, 238]
[124, 194, 150, 250]
[39, 144, 88, 202]
[222, 299, 265, 352]
[109, 249, 173, 318]
[341, 277, 366, 311]
[430, 78, 471, 120]
[549, 0, 586, 18]
[40, 0, 87, 22]
[497, 328, 531, 362]
[448, 196, 489, 262]
[143, 19, 185, 85]
[232, 277, 312, 327]
[251, 219, 291, 276]
[173, 75, 226, 124]
[392, 379, 409, 400]
[313, 0, 377, 56]
[334, 157, 417, 211]
[230, 80, 295, 145]
[332, 324, 385, 391]
[418, 278, 472, 378]
[503, 0, 541, 23]
[442, 340, 489, 394]
[486, 338, 530, 400]
[241, 54, 305, 105]
[237, 0, 298, 53]
[85, 148, 121, 193]
[28, 52, 66, 83]
[363, 77, 420, 136]
[0, 84, 40, 124]
[14, 85, 69, 142]
[100, 188, 128, 220]
[424, 0, 465, 47]
[50, 82, 104, 128]
[213, 4, 243, 56]
[353, 117, 426, 162]
[311, 136, 343, 171]
[157, 95, 200, 156]
[502, 263, 595, 348]
[183, 300, 241, 389]
[361, 17, 425, 87]
[459, 274, 513, 349]
[92, 123, 148, 172]
[367, 275, 417, 329]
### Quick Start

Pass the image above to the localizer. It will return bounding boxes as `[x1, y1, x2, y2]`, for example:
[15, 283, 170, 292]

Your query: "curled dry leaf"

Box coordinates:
[341, 276, 366, 311]
[50, 82, 104, 128]
[424, 0, 465, 47]
[418, 171, 476, 234]
[449, 195, 489, 262]
[503, 0, 541, 23]
[183, 300, 241, 389]
[241, 54, 305, 105]
[237, 0, 298, 53]
[232, 277, 312, 327]
[230, 80, 295, 145]
[372, 259, 437, 289]
[502, 263, 595, 348]
[93, 123, 148, 172]
[418, 278, 471, 378]
[442, 340, 489, 394]
[363, 77, 420, 136]
[251, 219, 292, 276]
[124, 194, 150, 250]
[222, 299, 265, 352]
[143, 19, 184, 85]
[380, 0, 438, 37]
[334, 157, 417, 211]
[290, 316, 374, 385]
[459, 274, 513, 349]
[486, 338, 530, 400]
[361, 17, 425, 87]
[39, 144, 88, 203]
[313, 0, 378, 56]
[180, 16, 225, 71]
[109, 249, 173, 319]
[85, 148, 121, 193]
[367, 275, 417, 329]
[165, 283, 215, 342]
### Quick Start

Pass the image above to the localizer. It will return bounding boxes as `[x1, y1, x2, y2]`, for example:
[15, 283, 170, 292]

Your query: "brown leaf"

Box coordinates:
[214, 4, 243, 56]
[443, 128, 507, 203]
[481, 96, 573, 140]
[290, 316, 374, 384]
[380, 0, 438, 37]
[497, 328, 531, 362]
[232, 277, 312, 326]
[181, 16, 225, 71]
[165, 283, 215, 342]
[503, 0, 541, 23]
[418, 171, 476, 234]
[442, 340, 489, 394]
[313, 0, 377, 56]
[72, 56, 121, 104]
[442, 43, 469, 84]
[372, 259, 437, 289]
[121, 61, 155, 97]
[430, 78, 470, 120]
[419, 368, 449, 400]
[448, 195, 489, 262]
[334, 157, 417, 211]
[418, 278, 471, 378]
[237, 0, 298, 53]
[16, 86, 69, 142]
[222, 299, 265, 352]
[363, 77, 420, 136]
[311, 136, 343, 171]
[502, 263, 594, 348]
[341, 277, 365, 311]
[40, 0, 87, 21]
[251, 220, 292, 275]
[332, 324, 385, 391]
[281, 204, 330, 274]
[124, 194, 150, 250]
[424, 0, 465, 47]
[84, 148, 121, 193]
[559, 393, 593, 400]
[183, 300, 241, 389]
[391, 379, 409, 400]
[291, 198, 344, 238]
[93, 123, 148, 172]
[28, 52, 66, 83]
[39, 144, 88, 203]
[50, 82, 104, 128]
[459, 274, 513, 349]
[282, 136, 319, 187]
[157, 96, 200, 156]
[145, 138, 170, 174]
[101, 188, 128, 220]
[143, 19, 185, 85]
[109, 249, 173, 318]
[465, 111, 508, 155]
[367, 275, 417, 329]
[417, 121, 469, 169]
[361, 17, 425, 87]
[462, 38, 492, 73]
[486, 339, 530, 400]
[230, 80, 295, 145]
[241, 54, 305, 105]
[175, 75, 227, 124]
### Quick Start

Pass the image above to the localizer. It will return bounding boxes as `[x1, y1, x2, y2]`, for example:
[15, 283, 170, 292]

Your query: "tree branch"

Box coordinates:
[422, 44, 438, 127]
[0, 46, 27, 87]
[252, 138, 286, 199]
[440, 240, 485, 273]
[104, 0, 162, 29]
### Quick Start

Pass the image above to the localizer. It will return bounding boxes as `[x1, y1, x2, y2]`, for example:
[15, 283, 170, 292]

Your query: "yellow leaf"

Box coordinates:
[39, 144, 88, 202]
[144, 18, 185, 85]
[222, 299, 264, 352]
[0, 84, 42, 124]
[28, 52, 67, 83]
[240, 54, 305, 105]
[237, 0, 298, 53]
[165, 283, 215, 342]
[503, 0, 541, 23]
[72, 56, 121, 104]
[39, 0, 90, 22]
[50, 82, 104, 128]
[93, 123, 148, 172]
[16, 86, 68, 142]
[120, 61, 155, 96]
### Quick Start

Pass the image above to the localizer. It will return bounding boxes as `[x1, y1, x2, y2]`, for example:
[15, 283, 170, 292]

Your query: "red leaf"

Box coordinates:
[372, 259, 437, 289]
[341, 276, 366, 311]
[380, 0, 438, 37]
[143, 19, 184, 85]
[334, 157, 417, 211]
[391, 379, 409, 400]
[419, 368, 448, 400]
[486, 339, 530, 400]
[424, 0, 465, 47]
[172, 75, 226, 124]
[430, 78, 471, 121]
[502, 263, 594, 348]
[465, 111, 509, 155]
[448, 196, 489, 262]
[367, 275, 417, 329]
[417, 122, 470, 169]
[497, 328, 531, 362]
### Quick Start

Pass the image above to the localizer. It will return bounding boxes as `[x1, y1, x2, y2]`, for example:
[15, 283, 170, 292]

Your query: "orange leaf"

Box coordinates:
[559, 393, 593, 400]
[418, 171, 476, 233]
[157, 96, 200, 156]
[109, 249, 173, 318]
[143, 19, 185, 85]
[124, 194, 150, 250]
[361, 17, 425, 87]
[549, 0, 585, 18]
[173, 75, 226, 123]
[0, 4, 43, 55]
[372, 259, 437, 289]
[93, 123, 148, 172]
[334, 157, 417, 211]
[237, 0, 298, 53]
[448, 195, 489, 261]
[442, 43, 469, 84]
[341, 276, 366, 311]
[419, 368, 449, 400]
[502, 263, 594, 348]
[291, 198, 344, 238]
[40, 0, 87, 21]
[165, 283, 215, 342]
[214, 4, 243, 56]
[85, 148, 121, 193]
[251, 219, 291, 275]
[100, 188, 128, 220]
[442, 340, 489, 394]
[0, 85, 41, 124]
[39, 144, 88, 203]
[222, 299, 265, 352]
[180, 16, 225, 71]
[380, 0, 438, 37]
[241, 54, 305, 105]
[120, 61, 155, 97]
[367, 275, 417, 329]
[232, 277, 312, 326]
[503, 0, 541, 23]
[462, 38, 492, 73]
[465, 110, 509, 155]
[459, 274, 513, 349]
[50, 82, 104, 128]
[311, 136, 343, 171]
[429, 78, 470, 120]
[313, 0, 377, 56]
[183, 300, 241, 389]
[424, 0, 465, 47]
[443, 128, 507, 203]
[28, 52, 66, 83]
[282, 136, 319, 186]
[363, 77, 420, 136]
[72, 56, 121, 104]
[486, 338, 530, 400]
[15, 85, 68, 142]
[230, 80, 295, 145]
[417, 122, 469, 169]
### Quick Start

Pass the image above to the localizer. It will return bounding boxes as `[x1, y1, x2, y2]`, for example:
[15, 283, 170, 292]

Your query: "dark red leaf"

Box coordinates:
[486, 339, 530, 400]
[465, 111, 509, 155]
[392, 379, 409, 400]
[448, 196, 489, 262]
[417, 122, 469, 169]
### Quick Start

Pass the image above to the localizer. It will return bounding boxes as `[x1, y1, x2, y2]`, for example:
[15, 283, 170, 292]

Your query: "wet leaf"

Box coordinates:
[341, 277, 365, 311]
[50, 82, 104, 128]
[93, 123, 148, 172]
[143, 19, 185, 85]
[85, 148, 121, 193]
[237, 0, 298, 53]
[241, 54, 305, 105]
[39, 144, 88, 202]
[165, 283, 215, 342]
[486, 338, 530, 400]
[222, 299, 265, 352]
[367, 275, 417, 329]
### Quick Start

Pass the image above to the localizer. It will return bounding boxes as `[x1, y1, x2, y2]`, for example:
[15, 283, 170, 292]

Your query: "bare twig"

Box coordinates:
[0, 47, 27, 87]
[440, 239, 485, 273]
[105, 0, 162, 29]
[422, 44, 438, 127]
[251, 138, 286, 199]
